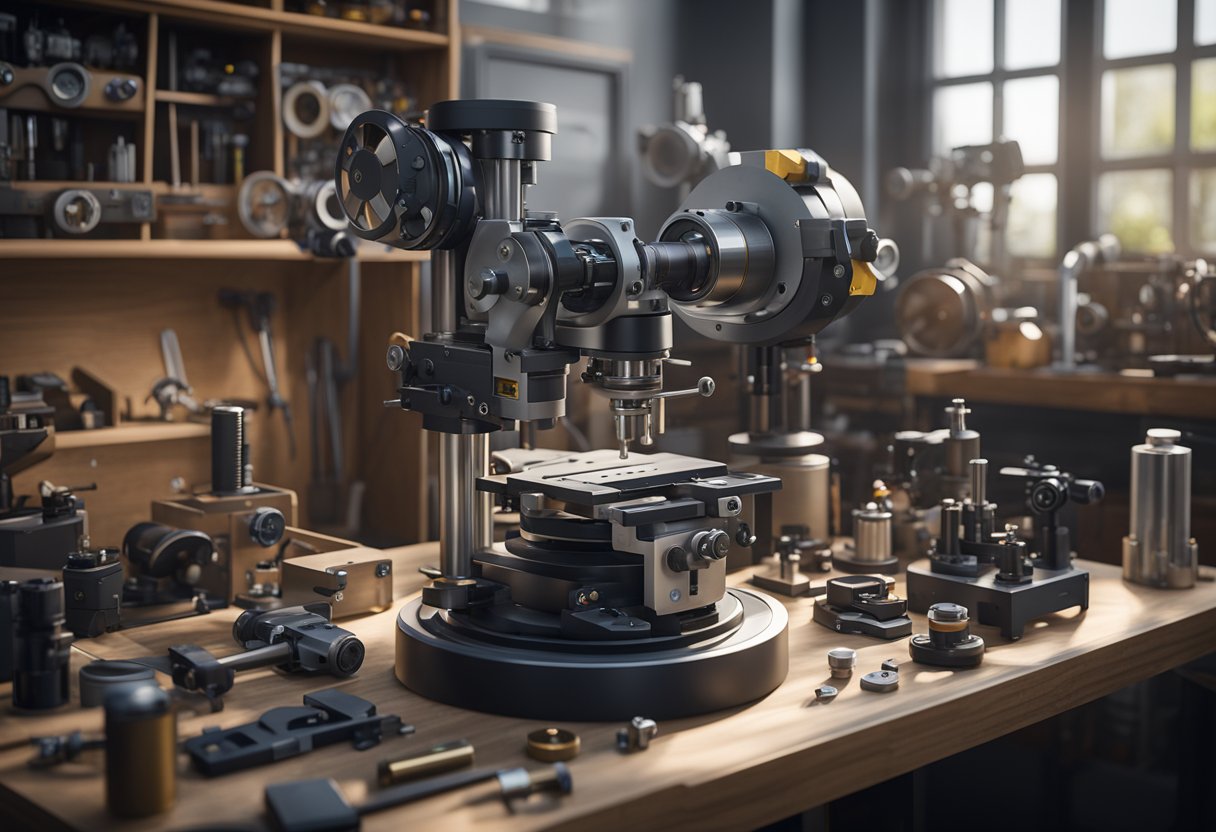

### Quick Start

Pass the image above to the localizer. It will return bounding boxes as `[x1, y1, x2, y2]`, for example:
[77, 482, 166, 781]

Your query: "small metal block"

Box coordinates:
[860, 670, 900, 693]
[616, 716, 658, 752]
[815, 685, 838, 702]
[881, 658, 899, 673]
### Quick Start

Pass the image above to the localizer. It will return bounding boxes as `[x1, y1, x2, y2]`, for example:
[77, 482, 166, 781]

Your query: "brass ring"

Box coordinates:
[525, 727, 580, 762]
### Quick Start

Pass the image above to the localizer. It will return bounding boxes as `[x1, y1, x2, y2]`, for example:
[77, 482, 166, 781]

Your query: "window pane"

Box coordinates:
[1007, 173, 1057, 258]
[934, 0, 994, 77]
[1199, 0, 1216, 45]
[1003, 75, 1059, 164]
[1005, 0, 1061, 69]
[1100, 65, 1175, 159]
[1193, 58, 1216, 150]
[1191, 169, 1216, 252]
[1097, 170, 1174, 253]
[1103, 0, 1176, 59]
[934, 83, 993, 155]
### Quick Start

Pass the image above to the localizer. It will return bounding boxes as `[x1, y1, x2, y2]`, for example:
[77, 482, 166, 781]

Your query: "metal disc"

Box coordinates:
[395, 587, 788, 720]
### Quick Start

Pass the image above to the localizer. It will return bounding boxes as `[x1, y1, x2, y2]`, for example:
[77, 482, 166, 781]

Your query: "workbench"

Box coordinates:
[3, 543, 1215, 832]
[903, 360, 1216, 420]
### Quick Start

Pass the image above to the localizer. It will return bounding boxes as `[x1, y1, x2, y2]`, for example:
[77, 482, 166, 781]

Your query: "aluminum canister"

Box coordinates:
[1122, 428, 1199, 588]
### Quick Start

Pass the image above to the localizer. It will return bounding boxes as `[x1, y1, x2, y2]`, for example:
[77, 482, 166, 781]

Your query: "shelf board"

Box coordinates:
[65, 0, 449, 49]
[0, 238, 427, 262]
[154, 89, 242, 107]
[55, 421, 210, 450]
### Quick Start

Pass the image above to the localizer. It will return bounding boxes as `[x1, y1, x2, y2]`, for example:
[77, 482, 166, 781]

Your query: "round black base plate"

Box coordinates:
[908, 633, 985, 668]
[833, 549, 901, 575]
[395, 588, 789, 721]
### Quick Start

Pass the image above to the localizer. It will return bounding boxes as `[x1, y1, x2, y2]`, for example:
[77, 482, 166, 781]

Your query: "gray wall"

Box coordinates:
[460, 0, 680, 237]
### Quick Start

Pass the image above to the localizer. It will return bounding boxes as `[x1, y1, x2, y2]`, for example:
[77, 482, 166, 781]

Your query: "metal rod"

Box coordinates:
[431, 250, 457, 333]
[481, 159, 523, 221]
[440, 433, 491, 578]
[969, 458, 987, 506]
[216, 642, 292, 673]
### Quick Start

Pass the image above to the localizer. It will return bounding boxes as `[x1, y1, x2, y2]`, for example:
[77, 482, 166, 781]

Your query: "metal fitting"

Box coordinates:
[827, 647, 856, 678]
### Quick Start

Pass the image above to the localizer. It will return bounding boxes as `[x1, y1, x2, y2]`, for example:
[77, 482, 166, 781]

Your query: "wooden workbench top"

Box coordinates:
[3, 543, 1215, 832]
[903, 360, 1216, 419]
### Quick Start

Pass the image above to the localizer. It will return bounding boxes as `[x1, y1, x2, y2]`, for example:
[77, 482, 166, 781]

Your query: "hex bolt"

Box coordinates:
[828, 647, 857, 678]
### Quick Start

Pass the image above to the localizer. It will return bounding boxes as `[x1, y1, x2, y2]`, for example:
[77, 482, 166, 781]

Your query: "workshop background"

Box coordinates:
[1, 1, 1214, 830]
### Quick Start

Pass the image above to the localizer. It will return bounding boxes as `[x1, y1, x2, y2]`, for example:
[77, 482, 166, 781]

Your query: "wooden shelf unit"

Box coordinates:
[0, 238, 429, 261]
[54, 421, 210, 450]
[0, 0, 453, 547]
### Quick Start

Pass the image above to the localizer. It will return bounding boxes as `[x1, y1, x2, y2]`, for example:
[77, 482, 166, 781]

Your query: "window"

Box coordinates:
[1096, 0, 1216, 254]
[930, 0, 1064, 260]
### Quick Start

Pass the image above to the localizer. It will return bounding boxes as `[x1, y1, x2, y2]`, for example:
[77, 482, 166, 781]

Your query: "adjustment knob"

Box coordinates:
[468, 268, 507, 300]
[248, 507, 286, 548]
[693, 529, 731, 560]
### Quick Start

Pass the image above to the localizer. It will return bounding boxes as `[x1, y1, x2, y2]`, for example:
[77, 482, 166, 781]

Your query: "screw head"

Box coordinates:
[669, 589, 682, 602]
[833, 264, 846, 278]
[386, 343, 406, 371]
[820, 294, 833, 307]
[498, 244, 511, 260]
[375, 563, 391, 578]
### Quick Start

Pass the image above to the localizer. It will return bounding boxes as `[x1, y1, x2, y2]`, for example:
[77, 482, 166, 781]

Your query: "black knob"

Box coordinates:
[696, 529, 731, 560]
[927, 602, 971, 649]
[331, 635, 365, 676]
[248, 507, 286, 547]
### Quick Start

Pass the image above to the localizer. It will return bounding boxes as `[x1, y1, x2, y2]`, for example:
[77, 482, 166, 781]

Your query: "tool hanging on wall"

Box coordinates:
[218, 289, 296, 458]
[306, 263, 363, 533]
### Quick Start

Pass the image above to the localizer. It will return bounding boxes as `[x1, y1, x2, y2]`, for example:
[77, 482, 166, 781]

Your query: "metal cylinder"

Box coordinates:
[969, 458, 987, 506]
[439, 433, 492, 579]
[105, 684, 176, 818]
[12, 578, 70, 711]
[852, 502, 893, 564]
[210, 406, 245, 495]
[733, 452, 830, 542]
[1123, 428, 1198, 588]
[432, 249, 457, 333]
[481, 158, 523, 222]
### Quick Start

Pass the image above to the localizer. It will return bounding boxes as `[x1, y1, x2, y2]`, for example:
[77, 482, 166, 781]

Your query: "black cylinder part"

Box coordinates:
[908, 602, 984, 668]
[210, 406, 246, 495]
[123, 522, 213, 583]
[12, 578, 71, 710]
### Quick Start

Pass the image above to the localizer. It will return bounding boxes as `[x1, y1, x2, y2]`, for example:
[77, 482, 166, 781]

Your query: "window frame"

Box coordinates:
[1092, 0, 1216, 255]
[927, 0, 1068, 262]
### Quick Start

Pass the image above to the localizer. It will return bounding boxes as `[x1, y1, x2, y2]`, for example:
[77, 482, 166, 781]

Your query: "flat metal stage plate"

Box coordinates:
[479, 450, 729, 503]
[395, 587, 789, 721]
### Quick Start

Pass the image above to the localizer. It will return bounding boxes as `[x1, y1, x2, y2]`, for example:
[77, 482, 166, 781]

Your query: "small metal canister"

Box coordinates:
[105, 684, 176, 818]
[852, 502, 894, 565]
[1122, 428, 1199, 588]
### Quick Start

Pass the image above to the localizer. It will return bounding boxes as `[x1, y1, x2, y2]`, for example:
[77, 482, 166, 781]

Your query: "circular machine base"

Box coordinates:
[833, 550, 901, 575]
[395, 588, 789, 721]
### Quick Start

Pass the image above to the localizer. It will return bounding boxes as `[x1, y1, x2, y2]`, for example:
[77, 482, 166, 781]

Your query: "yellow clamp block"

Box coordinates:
[848, 260, 879, 296]
[764, 149, 806, 181]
